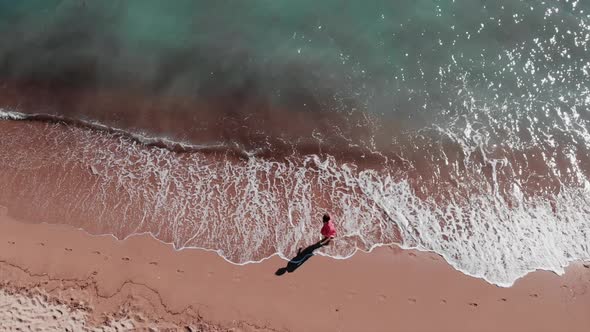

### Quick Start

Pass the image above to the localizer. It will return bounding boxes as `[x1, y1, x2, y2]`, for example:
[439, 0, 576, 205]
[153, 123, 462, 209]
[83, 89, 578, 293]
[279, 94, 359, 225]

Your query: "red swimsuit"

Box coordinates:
[321, 220, 337, 238]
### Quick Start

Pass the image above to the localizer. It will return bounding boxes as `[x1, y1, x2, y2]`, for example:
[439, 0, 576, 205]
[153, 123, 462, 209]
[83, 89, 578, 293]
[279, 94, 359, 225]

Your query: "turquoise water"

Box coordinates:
[1, 1, 588, 124]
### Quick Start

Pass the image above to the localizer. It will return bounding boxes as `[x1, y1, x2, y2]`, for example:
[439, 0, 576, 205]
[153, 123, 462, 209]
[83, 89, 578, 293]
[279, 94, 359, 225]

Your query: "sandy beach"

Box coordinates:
[0, 210, 588, 332]
[2, 2, 590, 331]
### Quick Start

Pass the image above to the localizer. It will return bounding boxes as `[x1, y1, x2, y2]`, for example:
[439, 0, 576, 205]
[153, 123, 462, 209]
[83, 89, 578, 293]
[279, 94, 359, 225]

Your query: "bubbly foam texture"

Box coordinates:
[0, 118, 400, 263]
[1, 109, 589, 287]
[0, 109, 26, 120]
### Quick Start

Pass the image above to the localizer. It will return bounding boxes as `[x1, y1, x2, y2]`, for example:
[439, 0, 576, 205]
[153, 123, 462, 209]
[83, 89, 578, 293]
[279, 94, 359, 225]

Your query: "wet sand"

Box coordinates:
[0, 211, 589, 331]
[0, 119, 403, 263]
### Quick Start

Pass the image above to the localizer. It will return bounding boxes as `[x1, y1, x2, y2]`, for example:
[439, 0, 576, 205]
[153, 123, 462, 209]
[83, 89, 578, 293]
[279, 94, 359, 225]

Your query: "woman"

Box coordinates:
[319, 213, 336, 246]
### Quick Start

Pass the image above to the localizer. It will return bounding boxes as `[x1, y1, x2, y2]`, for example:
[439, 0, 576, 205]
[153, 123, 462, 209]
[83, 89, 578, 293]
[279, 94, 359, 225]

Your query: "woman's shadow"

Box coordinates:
[275, 241, 324, 276]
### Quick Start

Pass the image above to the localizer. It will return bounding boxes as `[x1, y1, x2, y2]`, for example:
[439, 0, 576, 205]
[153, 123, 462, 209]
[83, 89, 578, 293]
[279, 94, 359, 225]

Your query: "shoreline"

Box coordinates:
[21, 220, 583, 289]
[1, 118, 588, 287]
[1, 212, 589, 331]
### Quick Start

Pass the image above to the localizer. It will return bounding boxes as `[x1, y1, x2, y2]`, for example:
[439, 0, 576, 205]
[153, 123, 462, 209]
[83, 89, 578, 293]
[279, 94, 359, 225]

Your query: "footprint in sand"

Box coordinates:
[377, 294, 387, 302]
[121, 257, 131, 262]
[345, 291, 357, 300]
[177, 269, 184, 273]
[468, 302, 479, 307]
[149, 261, 158, 266]
[408, 252, 417, 257]
[8, 241, 15, 245]
[440, 299, 447, 304]
[407, 298, 417, 304]
[500, 298, 508, 302]
[38, 242, 45, 246]
[92, 250, 101, 255]
[65, 248, 73, 252]
[529, 293, 539, 298]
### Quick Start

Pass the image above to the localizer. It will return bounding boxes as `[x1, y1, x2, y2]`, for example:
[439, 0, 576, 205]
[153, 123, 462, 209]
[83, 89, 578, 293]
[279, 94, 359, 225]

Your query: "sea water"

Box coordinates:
[0, 0, 589, 286]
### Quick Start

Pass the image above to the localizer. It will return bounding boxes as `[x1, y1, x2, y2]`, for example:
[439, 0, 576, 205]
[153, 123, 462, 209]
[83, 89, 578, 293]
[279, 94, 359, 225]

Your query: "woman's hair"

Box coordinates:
[322, 214, 331, 222]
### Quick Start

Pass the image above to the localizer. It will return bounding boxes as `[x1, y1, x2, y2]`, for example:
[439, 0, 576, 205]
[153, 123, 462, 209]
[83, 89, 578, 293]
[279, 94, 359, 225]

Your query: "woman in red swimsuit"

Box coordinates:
[319, 213, 336, 246]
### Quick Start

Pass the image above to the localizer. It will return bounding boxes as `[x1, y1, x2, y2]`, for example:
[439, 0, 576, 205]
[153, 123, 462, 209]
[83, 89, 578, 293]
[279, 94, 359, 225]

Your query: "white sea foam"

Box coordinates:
[364, 178, 590, 286]
[0, 117, 589, 287]
[0, 109, 27, 120]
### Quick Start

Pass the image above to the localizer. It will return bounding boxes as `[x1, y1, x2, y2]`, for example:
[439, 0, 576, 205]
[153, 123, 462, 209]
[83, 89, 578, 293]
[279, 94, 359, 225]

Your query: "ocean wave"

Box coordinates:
[0, 117, 589, 287]
[0, 109, 249, 155]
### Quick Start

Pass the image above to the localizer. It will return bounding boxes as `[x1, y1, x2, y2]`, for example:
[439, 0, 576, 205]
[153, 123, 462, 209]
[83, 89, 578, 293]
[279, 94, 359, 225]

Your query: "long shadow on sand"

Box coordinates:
[275, 241, 324, 276]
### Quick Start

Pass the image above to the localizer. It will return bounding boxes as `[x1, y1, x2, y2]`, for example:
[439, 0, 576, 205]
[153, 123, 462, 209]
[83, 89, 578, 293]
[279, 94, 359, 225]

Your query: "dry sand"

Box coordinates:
[0, 211, 588, 332]
[0, 288, 140, 331]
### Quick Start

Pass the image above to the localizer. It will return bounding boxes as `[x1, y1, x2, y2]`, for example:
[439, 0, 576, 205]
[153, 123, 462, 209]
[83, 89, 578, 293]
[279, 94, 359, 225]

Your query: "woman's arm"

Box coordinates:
[319, 236, 333, 246]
